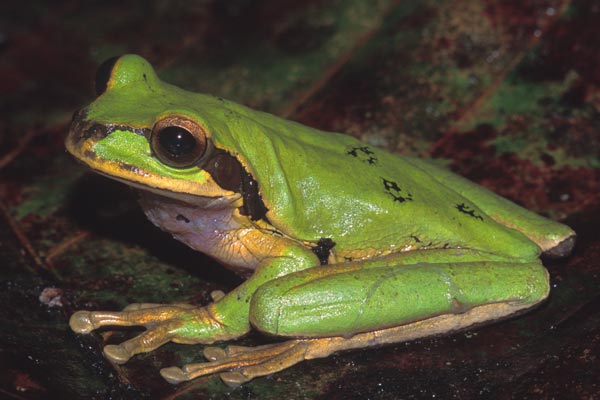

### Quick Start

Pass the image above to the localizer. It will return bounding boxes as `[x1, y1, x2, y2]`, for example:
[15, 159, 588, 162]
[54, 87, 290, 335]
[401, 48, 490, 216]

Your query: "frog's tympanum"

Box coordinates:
[67, 55, 575, 386]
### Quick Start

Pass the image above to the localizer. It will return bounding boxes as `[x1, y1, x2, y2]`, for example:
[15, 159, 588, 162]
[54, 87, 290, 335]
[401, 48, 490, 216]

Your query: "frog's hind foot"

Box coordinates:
[161, 300, 544, 386]
[160, 340, 312, 387]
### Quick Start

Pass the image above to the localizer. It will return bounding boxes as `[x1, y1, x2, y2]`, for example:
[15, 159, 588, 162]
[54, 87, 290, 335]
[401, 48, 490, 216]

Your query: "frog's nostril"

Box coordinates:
[69, 119, 109, 143]
[68, 109, 89, 143]
[83, 123, 109, 140]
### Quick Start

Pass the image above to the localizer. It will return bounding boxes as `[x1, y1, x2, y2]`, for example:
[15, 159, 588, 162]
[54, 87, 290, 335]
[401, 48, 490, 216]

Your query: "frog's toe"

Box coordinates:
[160, 340, 311, 385]
[69, 311, 95, 334]
[219, 371, 251, 387]
[202, 345, 262, 361]
[104, 344, 132, 364]
[122, 303, 161, 311]
[160, 366, 190, 384]
[161, 362, 251, 387]
[109, 325, 175, 363]
[203, 346, 227, 361]
[122, 303, 196, 312]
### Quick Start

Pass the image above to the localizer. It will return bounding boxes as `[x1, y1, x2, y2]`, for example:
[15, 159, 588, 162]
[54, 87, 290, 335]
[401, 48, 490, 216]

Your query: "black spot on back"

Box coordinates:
[312, 238, 336, 265]
[382, 178, 413, 203]
[455, 203, 483, 221]
[346, 145, 378, 165]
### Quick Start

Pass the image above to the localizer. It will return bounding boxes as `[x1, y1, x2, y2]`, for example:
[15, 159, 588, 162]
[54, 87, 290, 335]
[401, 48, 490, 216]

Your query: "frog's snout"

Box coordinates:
[66, 109, 112, 157]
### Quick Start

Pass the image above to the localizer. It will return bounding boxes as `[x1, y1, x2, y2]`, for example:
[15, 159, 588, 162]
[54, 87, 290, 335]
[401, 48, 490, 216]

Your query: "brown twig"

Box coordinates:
[0, 200, 47, 273]
[450, 0, 572, 130]
[279, 2, 400, 118]
[45, 231, 90, 269]
[0, 129, 38, 171]
[0, 387, 31, 400]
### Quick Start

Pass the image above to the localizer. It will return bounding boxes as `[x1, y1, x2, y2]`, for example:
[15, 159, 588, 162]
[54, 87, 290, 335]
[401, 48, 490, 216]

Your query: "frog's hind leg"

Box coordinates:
[249, 259, 549, 338]
[162, 258, 549, 385]
[405, 157, 575, 257]
[161, 301, 532, 386]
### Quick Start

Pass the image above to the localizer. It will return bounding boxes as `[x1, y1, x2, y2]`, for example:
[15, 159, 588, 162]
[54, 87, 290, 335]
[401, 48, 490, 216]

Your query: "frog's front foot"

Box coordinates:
[70, 303, 229, 364]
[160, 340, 314, 387]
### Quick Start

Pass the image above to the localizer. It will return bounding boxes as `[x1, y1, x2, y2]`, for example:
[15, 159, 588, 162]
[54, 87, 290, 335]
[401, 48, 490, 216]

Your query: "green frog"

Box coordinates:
[67, 54, 575, 386]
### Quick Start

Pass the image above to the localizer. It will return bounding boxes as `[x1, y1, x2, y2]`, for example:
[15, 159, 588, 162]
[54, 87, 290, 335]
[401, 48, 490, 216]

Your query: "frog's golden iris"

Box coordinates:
[150, 116, 208, 168]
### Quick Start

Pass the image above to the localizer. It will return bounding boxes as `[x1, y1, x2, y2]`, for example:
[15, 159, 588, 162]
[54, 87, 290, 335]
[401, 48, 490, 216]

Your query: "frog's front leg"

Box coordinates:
[69, 235, 320, 364]
[162, 251, 549, 385]
[69, 302, 231, 363]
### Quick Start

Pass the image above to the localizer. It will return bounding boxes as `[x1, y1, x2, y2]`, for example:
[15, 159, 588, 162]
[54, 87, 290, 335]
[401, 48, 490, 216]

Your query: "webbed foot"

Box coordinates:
[160, 340, 314, 387]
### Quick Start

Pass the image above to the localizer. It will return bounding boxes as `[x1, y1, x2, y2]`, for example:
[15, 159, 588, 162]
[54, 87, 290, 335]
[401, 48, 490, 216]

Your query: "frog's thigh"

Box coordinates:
[249, 261, 549, 338]
[407, 157, 574, 255]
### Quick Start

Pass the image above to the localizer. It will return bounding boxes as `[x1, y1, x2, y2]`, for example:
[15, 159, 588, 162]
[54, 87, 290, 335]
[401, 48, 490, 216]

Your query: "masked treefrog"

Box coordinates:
[67, 55, 575, 386]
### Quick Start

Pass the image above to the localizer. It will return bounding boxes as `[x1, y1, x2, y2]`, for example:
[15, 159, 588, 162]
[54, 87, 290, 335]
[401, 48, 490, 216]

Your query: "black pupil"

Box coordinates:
[158, 126, 197, 158]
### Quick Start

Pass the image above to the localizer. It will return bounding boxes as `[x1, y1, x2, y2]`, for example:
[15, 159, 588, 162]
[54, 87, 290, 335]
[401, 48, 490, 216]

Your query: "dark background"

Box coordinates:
[0, 1, 599, 399]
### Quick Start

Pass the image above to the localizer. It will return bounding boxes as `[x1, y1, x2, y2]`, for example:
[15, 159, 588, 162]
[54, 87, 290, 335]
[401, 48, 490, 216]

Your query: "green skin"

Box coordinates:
[67, 55, 575, 385]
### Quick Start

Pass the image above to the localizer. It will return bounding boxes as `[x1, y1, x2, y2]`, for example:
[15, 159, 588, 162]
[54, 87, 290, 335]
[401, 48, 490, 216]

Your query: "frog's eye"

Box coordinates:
[151, 117, 208, 168]
[95, 56, 121, 96]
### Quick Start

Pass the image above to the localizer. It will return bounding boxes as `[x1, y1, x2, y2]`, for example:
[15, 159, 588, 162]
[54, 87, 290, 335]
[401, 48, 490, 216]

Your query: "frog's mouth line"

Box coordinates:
[67, 113, 242, 209]
[67, 138, 241, 209]
[95, 169, 242, 209]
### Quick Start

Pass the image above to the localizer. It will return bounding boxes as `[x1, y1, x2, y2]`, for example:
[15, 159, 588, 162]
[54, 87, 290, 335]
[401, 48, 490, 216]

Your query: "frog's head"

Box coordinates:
[67, 55, 247, 208]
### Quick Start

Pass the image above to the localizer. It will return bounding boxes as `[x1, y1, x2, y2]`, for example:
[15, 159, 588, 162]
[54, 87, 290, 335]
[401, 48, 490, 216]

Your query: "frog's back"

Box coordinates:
[217, 112, 537, 260]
